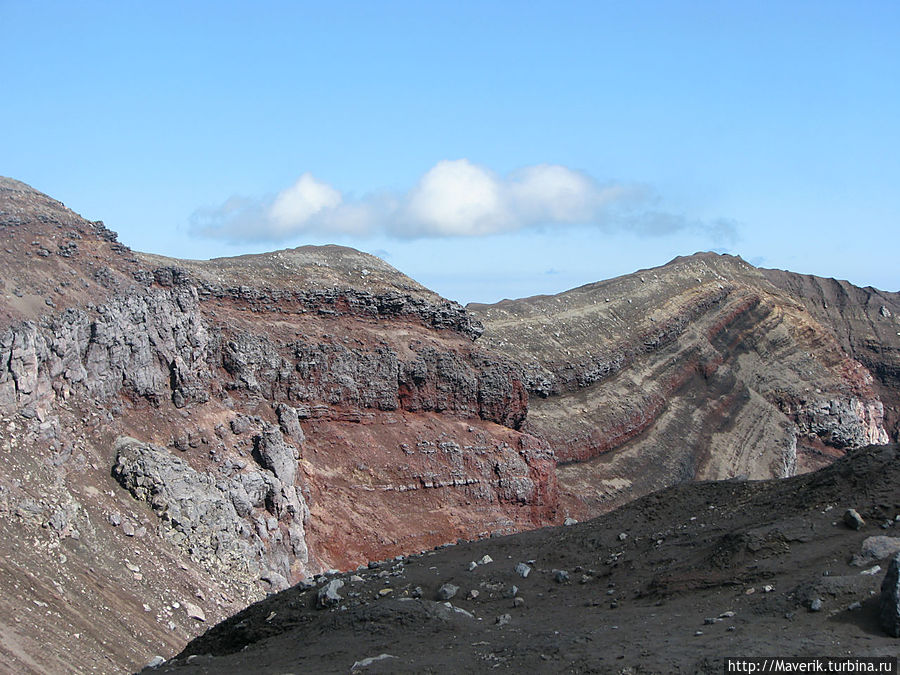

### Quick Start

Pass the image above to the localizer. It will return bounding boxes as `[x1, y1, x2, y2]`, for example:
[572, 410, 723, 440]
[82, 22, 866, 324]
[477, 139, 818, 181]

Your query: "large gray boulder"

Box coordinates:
[318, 579, 344, 608]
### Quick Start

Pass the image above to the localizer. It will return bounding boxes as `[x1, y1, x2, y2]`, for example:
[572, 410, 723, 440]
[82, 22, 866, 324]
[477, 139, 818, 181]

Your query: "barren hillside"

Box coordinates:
[160, 443, 900, 674]
[1, 177, 897, 673]
[0, 178, 554, 673]
[470, 253, 899, 518]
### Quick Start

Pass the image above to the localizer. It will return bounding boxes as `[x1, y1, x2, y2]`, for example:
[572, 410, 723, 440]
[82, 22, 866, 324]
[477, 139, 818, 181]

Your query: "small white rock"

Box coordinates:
[184, 602, 205, 622]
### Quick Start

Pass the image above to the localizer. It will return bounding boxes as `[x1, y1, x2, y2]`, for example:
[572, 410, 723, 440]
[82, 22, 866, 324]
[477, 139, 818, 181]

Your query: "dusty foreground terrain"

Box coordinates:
[158, 444, 900, 674]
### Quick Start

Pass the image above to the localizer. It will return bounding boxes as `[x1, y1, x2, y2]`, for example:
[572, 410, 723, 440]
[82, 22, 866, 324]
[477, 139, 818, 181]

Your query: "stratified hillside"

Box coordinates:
[0, 178, 555, 673]
[470, 253, 898, 518]
[762, 269, 900, 442]
[159, 444, 900, 674]
[1, 176, 897, 673]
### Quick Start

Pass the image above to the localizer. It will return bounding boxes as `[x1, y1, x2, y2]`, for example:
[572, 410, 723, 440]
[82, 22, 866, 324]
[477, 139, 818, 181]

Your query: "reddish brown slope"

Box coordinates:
[0, 177, 557, 673]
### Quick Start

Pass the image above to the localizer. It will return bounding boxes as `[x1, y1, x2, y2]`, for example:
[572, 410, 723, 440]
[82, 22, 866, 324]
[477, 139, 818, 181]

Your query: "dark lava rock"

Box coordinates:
[436, 583, 458, 601]
[879, 552, 900, 637]
[844, 508, 866, 530]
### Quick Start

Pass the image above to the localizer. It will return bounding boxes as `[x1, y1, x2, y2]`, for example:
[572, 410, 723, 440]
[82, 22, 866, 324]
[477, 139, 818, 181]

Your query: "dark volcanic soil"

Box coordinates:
[155, 444, 900, 674]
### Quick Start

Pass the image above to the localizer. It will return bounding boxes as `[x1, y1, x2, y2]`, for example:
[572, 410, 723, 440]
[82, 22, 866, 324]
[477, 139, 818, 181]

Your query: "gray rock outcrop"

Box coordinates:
[253, 425, 298, 486]
[112, 436, 309, 590]
[0, 286, 212, 412]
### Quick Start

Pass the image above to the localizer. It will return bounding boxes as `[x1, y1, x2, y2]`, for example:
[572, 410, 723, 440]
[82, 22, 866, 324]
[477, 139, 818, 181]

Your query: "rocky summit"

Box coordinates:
[0, 177, 898, 673]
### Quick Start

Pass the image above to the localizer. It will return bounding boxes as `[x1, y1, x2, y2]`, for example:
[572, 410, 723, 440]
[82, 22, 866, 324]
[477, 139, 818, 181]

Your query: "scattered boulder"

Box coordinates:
[230, 416, 251, 435]
[184, 602, 206, 622]
[317, 579, 344, 608]
[437, 583, 459, 601]
[879, 553, 900, 637]
[844, 509, 866, 530]
[553, 569, 569, 583]
[47, 507, 70, 533]
[851, 537, 900, 567]
[351, 654, 396, 672]
[515, 562, 531, 578]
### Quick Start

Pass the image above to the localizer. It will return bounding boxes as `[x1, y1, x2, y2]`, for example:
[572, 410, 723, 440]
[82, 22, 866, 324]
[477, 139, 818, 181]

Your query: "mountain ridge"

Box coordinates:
[0, 177, 897, 672]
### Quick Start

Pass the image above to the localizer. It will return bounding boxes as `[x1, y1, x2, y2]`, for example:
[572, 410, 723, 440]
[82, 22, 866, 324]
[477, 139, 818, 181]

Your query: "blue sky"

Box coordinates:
[2, 1, 898, 303]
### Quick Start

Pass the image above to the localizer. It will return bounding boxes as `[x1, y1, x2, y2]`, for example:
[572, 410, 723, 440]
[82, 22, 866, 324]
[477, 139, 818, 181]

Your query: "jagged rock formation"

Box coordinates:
[470, 253, 898, 518]
[761, 269, 900, 443]
[113, 435, 310, 590]
[0, 177, 554, 673]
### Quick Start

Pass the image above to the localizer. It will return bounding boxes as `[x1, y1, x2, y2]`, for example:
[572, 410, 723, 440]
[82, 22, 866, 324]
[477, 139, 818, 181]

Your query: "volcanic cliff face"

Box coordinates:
[2, 176, 897, 673]
[469, 253, 898, 519]
[0, 177, 555, 673]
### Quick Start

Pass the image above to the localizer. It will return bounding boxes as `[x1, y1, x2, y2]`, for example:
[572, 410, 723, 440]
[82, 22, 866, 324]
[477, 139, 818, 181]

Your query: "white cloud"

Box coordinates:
[269, 173, 342, 233]
[509, 164, 612, 223]
[401, 160, 509, 236]
[190, 159, 739, 245]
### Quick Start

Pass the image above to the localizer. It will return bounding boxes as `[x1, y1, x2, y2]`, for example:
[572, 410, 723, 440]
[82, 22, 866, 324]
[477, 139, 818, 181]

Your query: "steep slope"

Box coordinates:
[0, 178, 556, 673]
[160, 444, 900, 674]
[761, 269, 900, 442]
[470, 253, 897, 518]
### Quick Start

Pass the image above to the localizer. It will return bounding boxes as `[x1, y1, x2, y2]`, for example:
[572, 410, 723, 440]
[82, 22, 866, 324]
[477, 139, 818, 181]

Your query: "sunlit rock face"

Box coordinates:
[0, 177, 556, 673]
[470, 251, 898, 518]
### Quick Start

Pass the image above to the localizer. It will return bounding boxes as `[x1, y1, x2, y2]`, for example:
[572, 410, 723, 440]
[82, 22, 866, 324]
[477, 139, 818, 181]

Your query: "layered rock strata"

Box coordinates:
[470, 253, 896, 518]
[0, 177, 555, 674]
